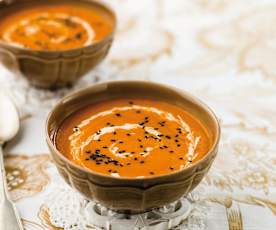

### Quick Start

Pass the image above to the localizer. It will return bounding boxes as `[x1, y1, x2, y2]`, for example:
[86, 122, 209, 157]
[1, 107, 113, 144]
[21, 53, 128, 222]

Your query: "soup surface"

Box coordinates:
[56, 99, 211, 178]
[0, 1, 114, 50]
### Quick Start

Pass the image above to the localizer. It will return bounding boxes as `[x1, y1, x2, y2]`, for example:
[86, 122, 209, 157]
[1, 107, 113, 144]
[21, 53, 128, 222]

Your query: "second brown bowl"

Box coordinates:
[0, 0, 116, 89]
[46, 81, 220, 212]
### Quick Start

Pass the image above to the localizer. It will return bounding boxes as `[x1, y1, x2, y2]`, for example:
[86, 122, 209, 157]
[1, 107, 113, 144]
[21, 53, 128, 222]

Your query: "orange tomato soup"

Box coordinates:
[0, 1, 114, 50]
[56, 99, 211, 178]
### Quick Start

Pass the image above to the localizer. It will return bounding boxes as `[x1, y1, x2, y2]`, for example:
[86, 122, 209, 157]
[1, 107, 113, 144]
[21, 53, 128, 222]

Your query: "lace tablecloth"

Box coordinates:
[1, 0, 276, 229]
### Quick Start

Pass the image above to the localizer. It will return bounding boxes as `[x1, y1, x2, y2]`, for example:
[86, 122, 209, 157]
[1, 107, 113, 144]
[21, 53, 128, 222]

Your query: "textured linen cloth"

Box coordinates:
[0, 0, 275, 229]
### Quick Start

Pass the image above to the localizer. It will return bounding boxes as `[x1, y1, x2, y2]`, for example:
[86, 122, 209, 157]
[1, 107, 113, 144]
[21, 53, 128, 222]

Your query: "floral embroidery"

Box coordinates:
[5, 154, 50, 201]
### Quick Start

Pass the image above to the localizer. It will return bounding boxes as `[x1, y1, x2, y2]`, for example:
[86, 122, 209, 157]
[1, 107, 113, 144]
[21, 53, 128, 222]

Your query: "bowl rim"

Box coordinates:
[46, 80, 221, 181]
[0, 0, 117, 54]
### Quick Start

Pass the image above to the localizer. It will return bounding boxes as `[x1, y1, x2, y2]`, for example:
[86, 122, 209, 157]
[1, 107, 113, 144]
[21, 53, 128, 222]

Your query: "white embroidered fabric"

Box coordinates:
[45, 185, 209, 230]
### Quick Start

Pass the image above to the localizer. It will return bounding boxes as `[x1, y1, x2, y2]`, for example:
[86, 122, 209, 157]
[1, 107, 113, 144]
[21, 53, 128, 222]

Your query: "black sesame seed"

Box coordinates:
[73, 126, 80, 132]
[115, 113, 121, 117]
[106, 122, 111, 126]
[111, 139, 116, 142]
[127, 133, 131, 136]
[175, 134, 179, 138]
[134, 157, 138, 161]
[139, 122, 145, 126]
[129, 101, 134, 105]
[144, 116, 149, 120]
[140, 161, 145, 164]
[85, 150, 91, 153]
[177, 144, 181, 147]
[169, 150, 174, 153]
[136, 110, 141, 114]
[158, 121, 166, 126]
[96, 130, 101, 135]
[96, 162, 101, 165]
[175, 139, 179, 143]
[170, 167, 174, 170]
[179, 157, 184, 160]
[150, 172, 154, 175]
[97, 139, 101, 142]
[113, 132, 117, 135]
[165, 135, 171, 139]
[140, 145, 143, 148]
[108, 169, 112, 173]
[102, 146, 108, 149]
[85, 158, 89, 160]
[119, 141, 124, 144]
[127, 162, 131, 165]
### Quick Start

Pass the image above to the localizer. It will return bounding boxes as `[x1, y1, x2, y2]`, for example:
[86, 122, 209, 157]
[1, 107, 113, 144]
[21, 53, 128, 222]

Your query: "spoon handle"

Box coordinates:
[0, 145, 8, 200]
[0, 146, 24, 230]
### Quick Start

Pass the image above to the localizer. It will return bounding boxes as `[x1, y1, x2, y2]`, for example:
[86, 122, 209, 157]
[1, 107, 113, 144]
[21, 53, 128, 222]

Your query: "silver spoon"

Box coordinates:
[0, 92, 24, 230]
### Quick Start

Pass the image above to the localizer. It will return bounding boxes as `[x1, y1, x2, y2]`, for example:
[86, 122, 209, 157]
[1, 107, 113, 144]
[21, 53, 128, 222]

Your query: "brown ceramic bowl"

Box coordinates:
[0, 0, 116, 89]
[46, 81, 220, 212]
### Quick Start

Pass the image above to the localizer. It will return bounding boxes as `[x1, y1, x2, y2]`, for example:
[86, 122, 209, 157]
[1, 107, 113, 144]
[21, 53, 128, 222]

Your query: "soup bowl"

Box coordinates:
[46, 81, 220, 212]
[0, 0, 116, 89]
